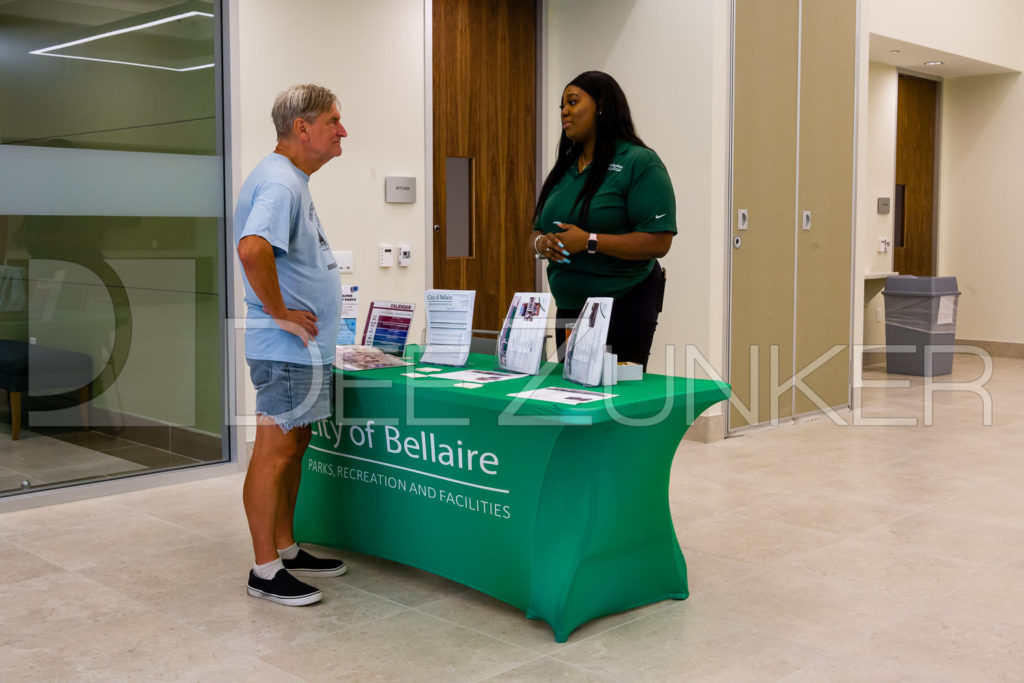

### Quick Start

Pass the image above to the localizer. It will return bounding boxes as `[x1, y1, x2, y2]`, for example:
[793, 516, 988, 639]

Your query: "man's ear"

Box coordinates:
[292, 117, 307, 139]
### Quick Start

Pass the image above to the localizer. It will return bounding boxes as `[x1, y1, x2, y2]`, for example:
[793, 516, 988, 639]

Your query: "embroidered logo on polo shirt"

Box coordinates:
[608, 163, 623, 172]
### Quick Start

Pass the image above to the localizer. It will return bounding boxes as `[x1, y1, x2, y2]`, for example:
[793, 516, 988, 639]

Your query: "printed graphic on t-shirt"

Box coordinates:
[309, 202, 337, 271]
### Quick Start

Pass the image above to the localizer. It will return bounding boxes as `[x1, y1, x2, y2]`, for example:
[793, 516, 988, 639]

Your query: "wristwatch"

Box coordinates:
[587, 233, 598, 254]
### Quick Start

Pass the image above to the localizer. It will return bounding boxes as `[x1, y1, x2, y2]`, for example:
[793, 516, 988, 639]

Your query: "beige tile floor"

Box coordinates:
[1, 354, 1022, 681]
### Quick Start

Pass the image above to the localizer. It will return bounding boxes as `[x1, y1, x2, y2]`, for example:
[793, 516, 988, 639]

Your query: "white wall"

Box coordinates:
[543, 0, 731, 390]
[861, 64, 898, 280]
[858, 63, 899, 352]
[938, 73, 1024, 343]
[869, 0, 1024, 71]
[236, 0, 427, 321]
[854, 0, 1024, 351]
[232, 0, 428, 447]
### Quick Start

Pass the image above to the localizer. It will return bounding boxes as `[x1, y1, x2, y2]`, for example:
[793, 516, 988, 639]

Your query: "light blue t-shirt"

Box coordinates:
[234, 153, 341, 365]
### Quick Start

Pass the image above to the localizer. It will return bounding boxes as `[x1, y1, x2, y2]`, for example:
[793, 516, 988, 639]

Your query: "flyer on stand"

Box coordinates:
[336, 284, 359, 345]
[420, 289, 475, 366]
[335, 345, 411, 371]
[427, 369, 526, 383]
[563, 297, 613, 387]
[507, 386, 617, 405]
[496, 292, 550, 375]
[361, 300, 415, 354]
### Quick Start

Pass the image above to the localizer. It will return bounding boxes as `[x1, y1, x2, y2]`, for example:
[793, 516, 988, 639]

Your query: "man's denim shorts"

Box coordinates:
[247, 359, 333, 432]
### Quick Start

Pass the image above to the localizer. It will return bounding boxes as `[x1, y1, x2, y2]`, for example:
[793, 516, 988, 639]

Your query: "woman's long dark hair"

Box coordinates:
[533, 71, 648, 228]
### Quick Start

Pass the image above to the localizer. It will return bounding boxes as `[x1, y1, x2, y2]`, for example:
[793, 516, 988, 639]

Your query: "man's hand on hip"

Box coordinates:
[264, 307, 319, 346]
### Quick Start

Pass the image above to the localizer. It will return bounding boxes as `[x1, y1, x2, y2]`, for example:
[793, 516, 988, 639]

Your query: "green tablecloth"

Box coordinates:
[294, 352, 730, 641]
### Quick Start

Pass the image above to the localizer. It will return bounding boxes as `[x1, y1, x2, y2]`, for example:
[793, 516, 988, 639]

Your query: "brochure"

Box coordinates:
[361, 300, 415, 354]
[336, 284, 359, 345]
[427, 369, 526, 383]
[335, 344, 411, 371]
[563, 297, 613, 387]
[420, 289, 475, 366]
[507, 386, 617, 405]
[496, 292, 551, 375]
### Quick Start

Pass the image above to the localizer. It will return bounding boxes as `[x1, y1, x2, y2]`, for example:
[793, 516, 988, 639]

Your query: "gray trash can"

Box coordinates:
[882, 275, 960, 376]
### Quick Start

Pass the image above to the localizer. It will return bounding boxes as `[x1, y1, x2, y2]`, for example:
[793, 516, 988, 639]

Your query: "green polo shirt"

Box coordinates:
[534, 139, 676, 308]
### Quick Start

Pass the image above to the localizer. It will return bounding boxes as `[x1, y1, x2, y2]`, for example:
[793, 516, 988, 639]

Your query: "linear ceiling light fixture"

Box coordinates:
[30, 10, 214, 72]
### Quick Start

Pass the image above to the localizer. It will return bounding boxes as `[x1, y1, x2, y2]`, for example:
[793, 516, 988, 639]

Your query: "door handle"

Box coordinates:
[433, 224, 440, 233]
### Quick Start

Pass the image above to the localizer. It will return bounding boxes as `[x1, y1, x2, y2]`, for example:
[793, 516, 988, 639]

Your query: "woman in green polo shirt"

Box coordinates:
[531, 70, 675, 370]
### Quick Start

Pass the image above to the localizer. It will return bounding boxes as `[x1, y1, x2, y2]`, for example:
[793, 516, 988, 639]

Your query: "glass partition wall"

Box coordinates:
[0, 0, 226, 497]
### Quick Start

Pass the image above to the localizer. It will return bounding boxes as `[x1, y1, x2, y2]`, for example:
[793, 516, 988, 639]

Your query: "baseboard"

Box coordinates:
[683, 413, 725, 443]
[863, 340, 1023, 369]
[957, 338, 1024, 359]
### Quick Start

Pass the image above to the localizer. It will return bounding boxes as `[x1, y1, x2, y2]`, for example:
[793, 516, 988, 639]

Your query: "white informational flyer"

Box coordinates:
[563, 297, 613, 387]
[427, 369, 526, 383]
[507, 386, 617, 405]
[420, 289, 476, 366]
[336, 284, 359, 345]
[937, 295, 956, 325]
[496, 292, 551, 375]
[361, 301, 415, 354]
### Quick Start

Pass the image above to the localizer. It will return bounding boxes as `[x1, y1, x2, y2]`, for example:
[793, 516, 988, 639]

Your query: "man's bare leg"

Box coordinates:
[274, 426, 312, 551]
[243, 417, 311, 564]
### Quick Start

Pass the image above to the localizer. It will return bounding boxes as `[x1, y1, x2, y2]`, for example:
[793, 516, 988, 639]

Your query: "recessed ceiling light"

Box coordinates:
[924, 61, 944, 66]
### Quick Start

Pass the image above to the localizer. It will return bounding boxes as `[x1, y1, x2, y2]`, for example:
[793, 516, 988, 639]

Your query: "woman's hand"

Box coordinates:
[532, 229, 571, 264]
[552, 222, 589, 255]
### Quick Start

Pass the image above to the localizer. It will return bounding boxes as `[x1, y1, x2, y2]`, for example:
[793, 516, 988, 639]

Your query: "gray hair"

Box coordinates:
[271, 84, 337, 138]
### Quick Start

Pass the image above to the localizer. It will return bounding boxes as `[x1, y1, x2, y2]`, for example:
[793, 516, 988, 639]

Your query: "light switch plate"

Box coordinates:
[332, 250, 353, 273]
[378, 244, 394, 267]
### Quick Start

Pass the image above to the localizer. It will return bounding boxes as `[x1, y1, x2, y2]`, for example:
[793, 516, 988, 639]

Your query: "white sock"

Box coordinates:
[277, 543, 300, 560]
[253, 557, 284, 580]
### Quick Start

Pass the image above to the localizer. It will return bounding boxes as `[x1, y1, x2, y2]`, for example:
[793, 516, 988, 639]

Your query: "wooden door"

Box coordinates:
[432, 0, 536, 331]
[793, 0, 855, 416]
[894, 74, 938, 276]
[730, 0, 855, 429]
[729, 0, 799, 428]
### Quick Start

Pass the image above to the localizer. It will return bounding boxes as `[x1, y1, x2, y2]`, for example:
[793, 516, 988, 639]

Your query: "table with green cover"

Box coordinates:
[294, 352, 730, 642]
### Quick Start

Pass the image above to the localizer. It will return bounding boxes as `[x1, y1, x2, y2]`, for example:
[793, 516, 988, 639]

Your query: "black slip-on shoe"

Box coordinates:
[282, 549, 348, 578]
[246, 569, 322, 606]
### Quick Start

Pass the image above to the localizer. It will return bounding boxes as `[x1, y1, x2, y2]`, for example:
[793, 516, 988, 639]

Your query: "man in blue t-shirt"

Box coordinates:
[235, 84, 347, 606]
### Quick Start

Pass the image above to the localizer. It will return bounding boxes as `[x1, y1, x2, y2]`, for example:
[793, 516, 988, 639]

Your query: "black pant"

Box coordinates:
[555, 261, 666, 370]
